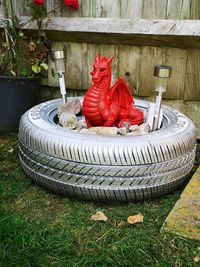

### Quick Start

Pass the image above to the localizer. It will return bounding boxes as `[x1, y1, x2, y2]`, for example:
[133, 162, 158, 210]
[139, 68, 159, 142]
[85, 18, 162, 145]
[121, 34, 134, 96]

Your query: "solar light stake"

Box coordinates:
[152, 65, 170, 131]
[53, 50, 66, 104]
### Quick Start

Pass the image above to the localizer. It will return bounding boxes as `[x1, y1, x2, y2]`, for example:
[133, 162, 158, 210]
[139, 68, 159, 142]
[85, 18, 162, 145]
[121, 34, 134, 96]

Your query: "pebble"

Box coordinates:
[127, 123, 150, 136]
[137, 123, 150, 133]
[89, 127, 118, 136]
[118, 127, 127, 135]
[129, 125, 139, 132]
[58, 99, 81, 117]
[59, 112, 79, 130]
[120, 122, 130, 132]
[58, 106, 150, 136]
[79, 119, 87, 129]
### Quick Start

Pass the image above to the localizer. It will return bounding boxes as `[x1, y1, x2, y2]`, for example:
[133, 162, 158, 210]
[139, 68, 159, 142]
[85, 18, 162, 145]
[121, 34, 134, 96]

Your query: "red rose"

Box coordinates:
[33, 0, 44, 5]
[64, 0, 79, 9]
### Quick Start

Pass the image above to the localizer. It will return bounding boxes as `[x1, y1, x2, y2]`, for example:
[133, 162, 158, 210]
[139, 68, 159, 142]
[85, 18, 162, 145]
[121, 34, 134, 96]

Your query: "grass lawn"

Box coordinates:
[0, 133, 199, 267]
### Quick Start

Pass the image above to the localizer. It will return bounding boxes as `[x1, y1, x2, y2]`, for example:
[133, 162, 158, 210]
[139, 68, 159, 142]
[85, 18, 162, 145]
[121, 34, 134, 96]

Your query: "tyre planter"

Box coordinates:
[18, 98, 197, 202]
[0, 76, 39, 132]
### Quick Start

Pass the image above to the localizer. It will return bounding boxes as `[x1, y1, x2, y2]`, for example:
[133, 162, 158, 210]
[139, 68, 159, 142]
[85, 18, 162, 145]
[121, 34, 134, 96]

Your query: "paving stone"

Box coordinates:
[162, 166, 200, 240]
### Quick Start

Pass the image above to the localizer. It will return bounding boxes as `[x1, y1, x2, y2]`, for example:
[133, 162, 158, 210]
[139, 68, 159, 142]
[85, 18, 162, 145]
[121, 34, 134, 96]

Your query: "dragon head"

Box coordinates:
[90, 53, 113, 84]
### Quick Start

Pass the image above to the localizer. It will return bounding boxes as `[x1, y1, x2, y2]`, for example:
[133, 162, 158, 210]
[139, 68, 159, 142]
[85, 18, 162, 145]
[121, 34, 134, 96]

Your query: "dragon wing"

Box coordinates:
[109, 78, 134, 108]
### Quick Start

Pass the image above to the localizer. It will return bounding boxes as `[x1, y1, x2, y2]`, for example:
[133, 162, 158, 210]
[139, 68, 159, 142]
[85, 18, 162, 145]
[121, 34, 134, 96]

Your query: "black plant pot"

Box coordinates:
[0, 76, 40, 132]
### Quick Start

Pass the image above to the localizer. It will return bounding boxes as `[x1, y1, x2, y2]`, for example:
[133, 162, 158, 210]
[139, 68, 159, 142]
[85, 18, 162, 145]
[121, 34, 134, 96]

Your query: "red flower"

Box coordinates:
[33, 0, 44, 5]
[64, 0, 79, 9]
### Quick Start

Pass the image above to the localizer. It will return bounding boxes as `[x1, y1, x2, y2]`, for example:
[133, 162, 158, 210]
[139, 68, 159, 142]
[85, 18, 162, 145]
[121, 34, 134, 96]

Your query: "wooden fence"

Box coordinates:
[0, 0, 200, 101]
[23, 0, 200, 20]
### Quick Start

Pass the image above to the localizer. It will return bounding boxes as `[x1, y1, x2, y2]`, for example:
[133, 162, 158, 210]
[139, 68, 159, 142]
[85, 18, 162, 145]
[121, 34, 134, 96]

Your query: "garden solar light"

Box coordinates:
[53, 50, 67, 104]
[152, 64, 171, 131]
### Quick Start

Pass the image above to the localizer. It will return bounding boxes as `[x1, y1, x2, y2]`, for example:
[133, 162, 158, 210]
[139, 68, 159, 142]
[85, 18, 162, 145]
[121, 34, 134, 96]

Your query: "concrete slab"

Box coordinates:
[162, 166, 200, 240]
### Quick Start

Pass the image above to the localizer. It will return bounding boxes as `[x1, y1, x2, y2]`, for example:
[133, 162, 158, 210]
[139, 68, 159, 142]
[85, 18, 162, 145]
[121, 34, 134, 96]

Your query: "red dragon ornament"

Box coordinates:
[82, 54, 144, 128]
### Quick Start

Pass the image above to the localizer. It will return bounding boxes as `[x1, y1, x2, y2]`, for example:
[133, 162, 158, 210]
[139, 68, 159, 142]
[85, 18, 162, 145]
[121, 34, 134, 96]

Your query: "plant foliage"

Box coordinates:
[0, 0, 49, 77]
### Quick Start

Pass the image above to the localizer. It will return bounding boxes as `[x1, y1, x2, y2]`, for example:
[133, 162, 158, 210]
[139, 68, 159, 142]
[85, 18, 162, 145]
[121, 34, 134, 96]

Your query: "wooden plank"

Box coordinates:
[65, 42, 83, 89]
[119, 45, 141, 95]
[47, 0, 62, 17]
[166, 0, 191, 19]
[184, 49, 200, 101]
[1, 17, 200, 48]
[5, 0, 200, 20]
[22, 0, 32, 16]
[166, 48, 187, 99]
[142, 0, 167, 19]
[120, 0, 142, 19]
[190, 0, 200, 19]
[66, 89, 86, 97]
[6, 16, 200, 37]
[99, 44, 119, 86]
[3, 0, 24, 16]
[96, 0, 120, 18]
[13, 0, 24, 16]
[82, 0, 96, 18]
[45, 31, 200, 49]
[82, 43, 100, 90]
[139, 46, 187, 99]
[48, 56, 59, 87]
[181, 0, 192, 19]
[46, 0, 55, 15]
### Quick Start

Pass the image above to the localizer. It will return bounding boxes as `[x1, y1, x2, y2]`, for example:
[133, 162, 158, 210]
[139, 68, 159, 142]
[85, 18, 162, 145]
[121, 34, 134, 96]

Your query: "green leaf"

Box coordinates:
[40, 62, 48, 71]
[18, 31, 24, 38]
[32, 65, 41, 74]
[20, 68, 28, 77]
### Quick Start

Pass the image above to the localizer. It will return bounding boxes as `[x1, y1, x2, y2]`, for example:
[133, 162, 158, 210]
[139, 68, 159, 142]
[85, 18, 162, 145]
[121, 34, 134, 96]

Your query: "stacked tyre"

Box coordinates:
[18, 98, 197, 202]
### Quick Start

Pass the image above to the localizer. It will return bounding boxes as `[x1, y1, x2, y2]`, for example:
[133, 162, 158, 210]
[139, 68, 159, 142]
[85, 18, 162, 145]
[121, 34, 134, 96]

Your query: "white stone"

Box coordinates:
[118, 127, 127, 135]
[137, 123, 150, 133]
[59, 112, 79, 129]
[129, 125, 139, 132]
[120, 122, 130, 131]
[79, 119, 87, 129]
[89, 127, 118, 136]
[127, 123, 150, 136]
[58, 98, 81, 117]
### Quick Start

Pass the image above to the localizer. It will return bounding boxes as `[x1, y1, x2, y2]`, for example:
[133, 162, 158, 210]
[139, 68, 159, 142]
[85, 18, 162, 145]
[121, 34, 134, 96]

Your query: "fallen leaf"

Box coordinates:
[117, 221, 127, 227]
[127, 213, 144, 224]
[91, 211, 108, 222]
[8, 147, 13, 153]
[193, 256, 200, 262]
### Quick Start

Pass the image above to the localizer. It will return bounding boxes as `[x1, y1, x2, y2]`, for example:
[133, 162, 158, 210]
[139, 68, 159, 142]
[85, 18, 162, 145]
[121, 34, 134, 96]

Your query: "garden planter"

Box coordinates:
[18, 98, 197, 202]
[0, 76, 39, 132]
